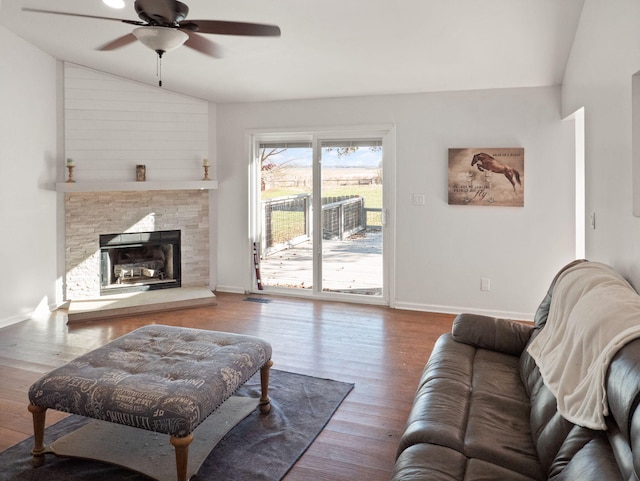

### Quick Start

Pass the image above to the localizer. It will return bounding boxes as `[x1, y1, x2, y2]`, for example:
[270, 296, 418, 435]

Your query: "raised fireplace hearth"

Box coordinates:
[100, 230, 181, 295]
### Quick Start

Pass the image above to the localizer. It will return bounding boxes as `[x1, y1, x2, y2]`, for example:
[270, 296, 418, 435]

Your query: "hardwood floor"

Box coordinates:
[0, 292, 454, 480]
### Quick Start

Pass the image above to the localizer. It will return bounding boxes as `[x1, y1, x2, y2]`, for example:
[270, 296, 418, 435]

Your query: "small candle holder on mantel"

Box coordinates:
[66, 159, 75, 183]
[202, 158, 211, 181]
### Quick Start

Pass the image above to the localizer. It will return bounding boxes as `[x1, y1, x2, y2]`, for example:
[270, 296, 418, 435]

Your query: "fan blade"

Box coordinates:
[22, 8, 144, 25]
[97, 33, 138, 51]
[135, 0, 186, 25]
[183, 32, 224, 58]
[183, 20, 281, 37]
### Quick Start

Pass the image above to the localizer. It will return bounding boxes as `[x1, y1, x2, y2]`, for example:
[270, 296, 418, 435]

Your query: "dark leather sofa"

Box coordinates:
[391, 260, 640, 480]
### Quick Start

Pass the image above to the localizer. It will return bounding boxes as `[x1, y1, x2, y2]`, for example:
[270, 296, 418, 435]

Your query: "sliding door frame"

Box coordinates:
[248, 124, 396, 307]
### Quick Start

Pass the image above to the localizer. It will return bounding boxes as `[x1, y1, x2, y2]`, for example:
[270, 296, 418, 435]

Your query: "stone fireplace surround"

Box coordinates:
[65, 190, 209, 300]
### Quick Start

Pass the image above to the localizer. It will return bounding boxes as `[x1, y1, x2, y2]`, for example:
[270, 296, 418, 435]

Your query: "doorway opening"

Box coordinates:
[566, 107, 585, 259]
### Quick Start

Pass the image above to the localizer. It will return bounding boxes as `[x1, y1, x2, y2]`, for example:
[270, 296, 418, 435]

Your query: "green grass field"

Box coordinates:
[263, 184, 381, 207]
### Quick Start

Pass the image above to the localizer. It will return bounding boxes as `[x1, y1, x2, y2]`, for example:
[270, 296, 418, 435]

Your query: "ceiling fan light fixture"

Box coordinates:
[102, 0, 125, 9]
[133, 26, 188, 54]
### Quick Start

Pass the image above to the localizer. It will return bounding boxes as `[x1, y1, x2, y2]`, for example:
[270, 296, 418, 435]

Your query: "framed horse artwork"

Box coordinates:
[448, 148, 524, 207]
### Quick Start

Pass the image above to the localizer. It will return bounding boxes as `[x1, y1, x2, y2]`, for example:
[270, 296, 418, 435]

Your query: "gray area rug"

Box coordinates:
[0, 369, 354, 481]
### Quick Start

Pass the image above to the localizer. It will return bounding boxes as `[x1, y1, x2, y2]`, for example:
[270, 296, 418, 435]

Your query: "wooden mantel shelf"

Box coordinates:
[56, 180, 218, 193]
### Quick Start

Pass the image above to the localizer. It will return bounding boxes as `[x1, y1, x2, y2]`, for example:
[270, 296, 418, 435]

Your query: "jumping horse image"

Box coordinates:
[471, 152, 521, 191]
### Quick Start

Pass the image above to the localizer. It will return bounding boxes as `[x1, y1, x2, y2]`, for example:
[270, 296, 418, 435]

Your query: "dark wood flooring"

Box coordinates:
[0, 291, 454, 481]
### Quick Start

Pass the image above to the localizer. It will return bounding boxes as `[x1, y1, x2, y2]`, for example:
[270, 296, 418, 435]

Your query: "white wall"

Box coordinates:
[562, 0, 640, 287]
[216, 86, 575, 319]
[0, 30, 579, 323]
[0, 25, 58, 326]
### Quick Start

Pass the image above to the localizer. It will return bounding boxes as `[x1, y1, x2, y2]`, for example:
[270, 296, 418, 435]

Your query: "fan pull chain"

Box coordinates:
[156, 51, 165, 87]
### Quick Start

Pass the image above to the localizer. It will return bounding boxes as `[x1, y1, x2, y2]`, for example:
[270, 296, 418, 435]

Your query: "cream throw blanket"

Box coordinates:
[527, 261, 640, 430]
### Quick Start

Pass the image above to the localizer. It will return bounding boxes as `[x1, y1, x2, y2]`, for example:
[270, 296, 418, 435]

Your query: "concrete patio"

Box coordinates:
[260, 229, 383, 295]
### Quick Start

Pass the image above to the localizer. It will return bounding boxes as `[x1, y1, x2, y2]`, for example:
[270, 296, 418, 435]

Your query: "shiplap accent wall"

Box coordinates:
[64, 63, 209, 182]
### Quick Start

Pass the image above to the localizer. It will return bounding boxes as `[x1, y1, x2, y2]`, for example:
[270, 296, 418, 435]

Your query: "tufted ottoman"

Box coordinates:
[27, 325, 273, 481]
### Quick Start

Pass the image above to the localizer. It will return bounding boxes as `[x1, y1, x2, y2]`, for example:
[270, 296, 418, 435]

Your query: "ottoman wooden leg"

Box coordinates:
[28, 404, 47, 467]
[259, 359, 274, 414]
[170, 433, 193, 481]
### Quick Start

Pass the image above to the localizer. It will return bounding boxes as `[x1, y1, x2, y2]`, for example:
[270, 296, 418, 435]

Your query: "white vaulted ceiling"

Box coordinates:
[1, 0, 585, 103]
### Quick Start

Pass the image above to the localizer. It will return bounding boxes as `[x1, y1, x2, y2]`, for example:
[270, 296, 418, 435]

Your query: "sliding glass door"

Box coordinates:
[258, 141, 314, 289]
[318, 139, 383, 296]
[251, 129, 392, 304]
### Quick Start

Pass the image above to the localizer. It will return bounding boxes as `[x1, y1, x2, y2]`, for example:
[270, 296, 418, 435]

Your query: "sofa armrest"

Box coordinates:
[451, 313, 534, 356]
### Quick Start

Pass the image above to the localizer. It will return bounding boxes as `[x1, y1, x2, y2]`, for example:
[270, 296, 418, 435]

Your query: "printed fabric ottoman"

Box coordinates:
[27, 325, 273, 481]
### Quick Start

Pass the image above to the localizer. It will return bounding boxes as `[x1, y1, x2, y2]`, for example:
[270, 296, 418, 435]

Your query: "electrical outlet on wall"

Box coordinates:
[481, 278, 491, 291]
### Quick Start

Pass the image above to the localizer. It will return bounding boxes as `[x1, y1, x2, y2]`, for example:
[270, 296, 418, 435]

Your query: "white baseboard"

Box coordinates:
[213, 287, 534, 321]
[0, 299, 67, 330]
[0, 313, 30, 330]
[393, 301, 534, 322]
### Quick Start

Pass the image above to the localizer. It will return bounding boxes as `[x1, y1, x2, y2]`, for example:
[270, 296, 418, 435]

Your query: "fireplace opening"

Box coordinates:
[99, 230, 181, 295]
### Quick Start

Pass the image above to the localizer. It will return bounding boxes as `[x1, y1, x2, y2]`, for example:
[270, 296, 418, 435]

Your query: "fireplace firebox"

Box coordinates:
[99, 230, 181, 295]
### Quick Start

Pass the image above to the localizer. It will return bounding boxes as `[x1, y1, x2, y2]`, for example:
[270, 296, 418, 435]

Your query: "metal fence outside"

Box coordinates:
[262, 194, 375, 256]
[321, 196, 365, 240]
[262, 194, 310, 256]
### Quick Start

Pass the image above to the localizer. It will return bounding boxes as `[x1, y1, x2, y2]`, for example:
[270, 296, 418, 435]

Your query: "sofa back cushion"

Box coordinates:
[519, 260, 602, 476]
[520, 259, 640, 480]
[519, 260, 585, 400]
[532, 260, 586, 331]
[606, 338, 640, 480]
[520, 260, 585, 396]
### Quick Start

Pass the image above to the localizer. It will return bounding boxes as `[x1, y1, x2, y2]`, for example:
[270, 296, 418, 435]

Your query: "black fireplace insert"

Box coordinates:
[99, 230, 181, 295]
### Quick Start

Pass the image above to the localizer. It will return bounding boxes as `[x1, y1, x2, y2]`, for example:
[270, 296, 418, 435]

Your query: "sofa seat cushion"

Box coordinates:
[391, 444, 467, 481]
[398, 334, 545, 481]
[398, 335, 474, 454]
[465, 389, 541, 477]
[399, 377, 470, 453]
[391, 443, 541, 481]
